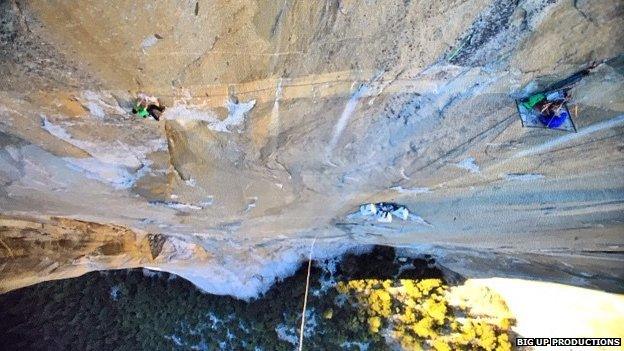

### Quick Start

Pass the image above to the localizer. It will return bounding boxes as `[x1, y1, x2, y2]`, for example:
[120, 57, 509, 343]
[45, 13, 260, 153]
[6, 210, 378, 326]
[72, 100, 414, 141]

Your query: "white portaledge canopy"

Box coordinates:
[357, 202, 429, 225]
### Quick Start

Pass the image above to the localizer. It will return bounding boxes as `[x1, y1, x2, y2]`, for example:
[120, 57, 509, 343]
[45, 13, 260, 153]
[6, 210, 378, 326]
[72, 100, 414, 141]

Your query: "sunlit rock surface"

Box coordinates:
[1, 0, 623, 306]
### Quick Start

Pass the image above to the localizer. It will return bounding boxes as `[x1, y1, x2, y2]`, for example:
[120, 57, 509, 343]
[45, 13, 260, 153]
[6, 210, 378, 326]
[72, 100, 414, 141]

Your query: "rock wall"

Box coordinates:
[0, 0, 623, 295]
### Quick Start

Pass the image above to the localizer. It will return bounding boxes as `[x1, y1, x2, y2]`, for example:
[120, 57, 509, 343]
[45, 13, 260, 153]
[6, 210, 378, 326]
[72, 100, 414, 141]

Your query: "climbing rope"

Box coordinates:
[298, 236, 317, 351]
[447, 33, 472, 62]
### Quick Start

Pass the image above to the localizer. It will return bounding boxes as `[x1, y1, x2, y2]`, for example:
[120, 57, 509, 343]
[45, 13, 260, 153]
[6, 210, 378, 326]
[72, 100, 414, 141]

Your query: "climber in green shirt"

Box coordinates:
[132, 93, 165, 121]
[132, 103, 150, 118]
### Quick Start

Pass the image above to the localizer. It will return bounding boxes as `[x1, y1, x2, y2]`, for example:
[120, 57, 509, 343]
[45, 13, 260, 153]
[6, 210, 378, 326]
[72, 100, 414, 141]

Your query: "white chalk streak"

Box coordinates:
[504, 173, 545, 181]
[269, 78, 284, 138]
[455, 157, 480, 173]
[515, 114, 624, 159]
[391, 186, 431, 194]
[326, 85, 369, 155]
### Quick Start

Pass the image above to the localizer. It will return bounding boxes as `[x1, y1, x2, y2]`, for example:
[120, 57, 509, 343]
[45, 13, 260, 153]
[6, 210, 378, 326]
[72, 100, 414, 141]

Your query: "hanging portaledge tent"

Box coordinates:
[515, 90, 577, 132]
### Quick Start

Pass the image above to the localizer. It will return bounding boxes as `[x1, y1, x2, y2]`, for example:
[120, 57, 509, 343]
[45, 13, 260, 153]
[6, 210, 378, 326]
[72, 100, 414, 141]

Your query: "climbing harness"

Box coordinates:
[298, 236, 317, 351]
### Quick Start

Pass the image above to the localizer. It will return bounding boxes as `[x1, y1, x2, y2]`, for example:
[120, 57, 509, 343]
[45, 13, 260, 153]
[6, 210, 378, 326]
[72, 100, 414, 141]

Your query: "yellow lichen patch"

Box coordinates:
[432, 338, 452, 351]
[368, 288, 392, 318]
[336, 278, 514, 350]
[368, 316, 382, 333]
[412, 316, 434, 338]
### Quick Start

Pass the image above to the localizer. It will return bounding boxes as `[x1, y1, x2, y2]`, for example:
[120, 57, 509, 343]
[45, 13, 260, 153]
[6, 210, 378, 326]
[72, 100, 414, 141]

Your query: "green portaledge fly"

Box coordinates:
[521, 93, 546, 110]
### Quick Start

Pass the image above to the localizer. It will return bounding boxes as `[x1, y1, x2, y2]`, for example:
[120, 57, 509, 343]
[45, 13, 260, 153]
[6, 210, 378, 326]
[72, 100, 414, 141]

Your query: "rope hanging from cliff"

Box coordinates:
[298, 236, 317, 351]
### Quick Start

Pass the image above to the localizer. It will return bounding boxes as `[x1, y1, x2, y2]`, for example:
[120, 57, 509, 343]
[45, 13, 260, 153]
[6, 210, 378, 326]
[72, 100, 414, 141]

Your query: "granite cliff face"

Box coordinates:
[1, 0, 623, 299]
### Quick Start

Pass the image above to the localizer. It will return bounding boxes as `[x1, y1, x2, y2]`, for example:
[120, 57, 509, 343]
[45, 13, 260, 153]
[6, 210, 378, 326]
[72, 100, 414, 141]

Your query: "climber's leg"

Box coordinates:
[147, 105, 163, 121]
